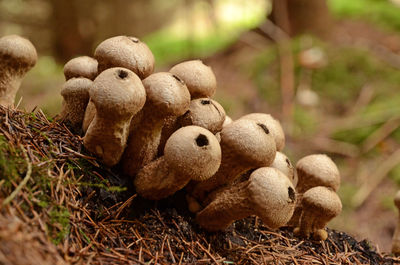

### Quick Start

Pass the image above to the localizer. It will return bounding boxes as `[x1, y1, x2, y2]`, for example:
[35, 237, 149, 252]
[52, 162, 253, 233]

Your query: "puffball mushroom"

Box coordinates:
[170, 60, 217, 99]
[59, 77, 92, 132]
[134, 126, 221, 200]
[63, 56, 98, 81]
[83, 67, 146, 167]
[94, 35, 154, 79]
[271, 151, 295, 184]
[121, 72, 190, 177]
[239, 113, 285, 151]
[392, 190, 400, 255]
[294, 186, 342, 240]
[196, 167, 296, 232]
[190, 119, 277, 202]
[0, 35, 37, 107]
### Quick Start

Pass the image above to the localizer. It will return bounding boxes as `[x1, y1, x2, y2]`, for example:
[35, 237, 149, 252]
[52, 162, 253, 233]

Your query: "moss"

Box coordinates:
[48, 205, 71, 245]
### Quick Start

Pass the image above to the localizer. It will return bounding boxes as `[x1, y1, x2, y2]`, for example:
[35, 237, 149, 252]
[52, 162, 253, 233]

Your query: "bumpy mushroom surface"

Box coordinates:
[94, 36, 154, 79]
[170, 60, 217, 99]
[239, 113, 285, 151]
[59, 77, 92, 132]
[63, 56, 98, 81]
[0, 35, 37, 107]
[294, 186, 342, 240]
[121, 72, 190, 177]
[134, 126, 221, 200]
[296, 154, 341, 193]
[392, 190, 400, 255]
[189, 119, 277, 201]
[271, 151, 295, 184]
[83, 67, 146, 167]
[196, 167, 296, 231]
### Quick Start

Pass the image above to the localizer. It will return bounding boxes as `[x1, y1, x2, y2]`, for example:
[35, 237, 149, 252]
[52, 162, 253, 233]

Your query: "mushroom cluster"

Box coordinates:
[48, 35, 342, 240]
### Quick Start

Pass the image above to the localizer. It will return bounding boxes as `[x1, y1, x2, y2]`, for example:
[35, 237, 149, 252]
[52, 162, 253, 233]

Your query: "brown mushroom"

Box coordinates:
[196, 167, 296, 231]
[121, 72, 190, 177]
[239, 113, 285, 151]
[392, 190, 400, 255]
[59, 77, 92, 132]
[170, 60, 217, 99]
[63, 56, 98, 81]
[189, 119, 277, 202]
[94, 35, 154, 79]
[271, 151, 295, 184]
[294, 186, 342, 240]
[83, 67, 146, 167]
[0, 35, 37, 107]
[134, 126, 221, 200]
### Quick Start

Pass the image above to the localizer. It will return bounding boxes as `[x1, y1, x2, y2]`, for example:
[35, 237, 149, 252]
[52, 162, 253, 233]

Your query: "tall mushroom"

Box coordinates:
[0, 35, 37, 107]
[134, 126, 221, 200]
[83, 67, 146, 167]
[196, 167, 296, 231]
[294, 186, 342, 240]
[392, 190, 400, 255]
[121, 72, 190, 177]
[63, 56, 98, 81]
[189, 119, 277, 202]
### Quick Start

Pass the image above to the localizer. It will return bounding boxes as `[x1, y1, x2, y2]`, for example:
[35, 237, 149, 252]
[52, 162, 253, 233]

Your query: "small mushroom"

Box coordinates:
[59, 77, 92, 132]
[134, 126, 221, 200]
[63, 56, 98, 81]
[0, 35, 37, 107]
[170, 60, 217, 99]
[189, 119, 277, 202]
[94, 35, 154, 79]
[223, 115, 233, 127]
[392, 190, 400, 255]
[158, 98, 226, 156]
[196, 167, 296, 231]
[83, 67, 146, 167]
[121, 72, 190, 177]
[271, 151, 295, 184]
[239, 113, 285, 151]
[294, 186, 342, 240]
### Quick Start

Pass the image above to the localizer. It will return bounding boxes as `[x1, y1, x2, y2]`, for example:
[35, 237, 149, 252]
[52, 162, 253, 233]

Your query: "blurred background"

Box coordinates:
[2, 0, 400, 252]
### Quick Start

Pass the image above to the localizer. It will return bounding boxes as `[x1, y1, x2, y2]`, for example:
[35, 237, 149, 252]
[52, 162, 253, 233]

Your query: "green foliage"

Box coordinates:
[48, 205, 71, 245]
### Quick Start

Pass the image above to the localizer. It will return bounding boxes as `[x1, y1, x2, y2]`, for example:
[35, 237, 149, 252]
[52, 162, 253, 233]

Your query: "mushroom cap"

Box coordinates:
[61, 77, 92, 98]
[302, 186, 342, 218]
[169, 60, 217, 98]
[94, 36, 155, 79]
[142, 72, 190, 116]
[0, 35, 37, 70]
[164, 126, 221, 181]
[223, 115, 233, 127]
[63, 56, 98, 81]
[394, 190, 400, 209]
[248, 167, 296, 229]
[90, 67, 146, 118]
[221, 119, 276, 167]
[179, 98, 226, 133]
[296, 154, 340, 193]
[271, 151, 295, 184]
[239, 113, 285, 151]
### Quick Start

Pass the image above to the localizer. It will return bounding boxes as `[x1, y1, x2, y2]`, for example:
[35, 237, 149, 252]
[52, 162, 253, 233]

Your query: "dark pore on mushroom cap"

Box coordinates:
[164, 125, 221, 181]
[63, 56, 98, 81]
[94, 35, 155, 79]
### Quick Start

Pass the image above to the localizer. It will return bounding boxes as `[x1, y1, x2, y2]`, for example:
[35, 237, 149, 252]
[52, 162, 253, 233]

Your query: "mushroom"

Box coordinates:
[294, 186, 342, 240]
[134, 126, 221, 200]
[223, 115, 233, 127]
[121, 72, 190, 177]
[288, 154, 341, 227]
[392, 190, 400, 255]
[169, 60, 217, 99]
[59, 77, 92, 132]
[196, 167, 296, 231]
[63, 56, 98, 81]
[0, 35, 37, 107]
[83, 67, 146, 167]
[239, 113, 285, 151]
[94, 35, 154, 79]
[158, 98, 226, 156]
[271, 151, 296, 185]
[189, 119, 277, 202]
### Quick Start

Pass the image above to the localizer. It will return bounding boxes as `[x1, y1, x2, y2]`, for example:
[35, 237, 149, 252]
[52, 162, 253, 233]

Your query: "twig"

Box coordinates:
[2, 145, 32, 206]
